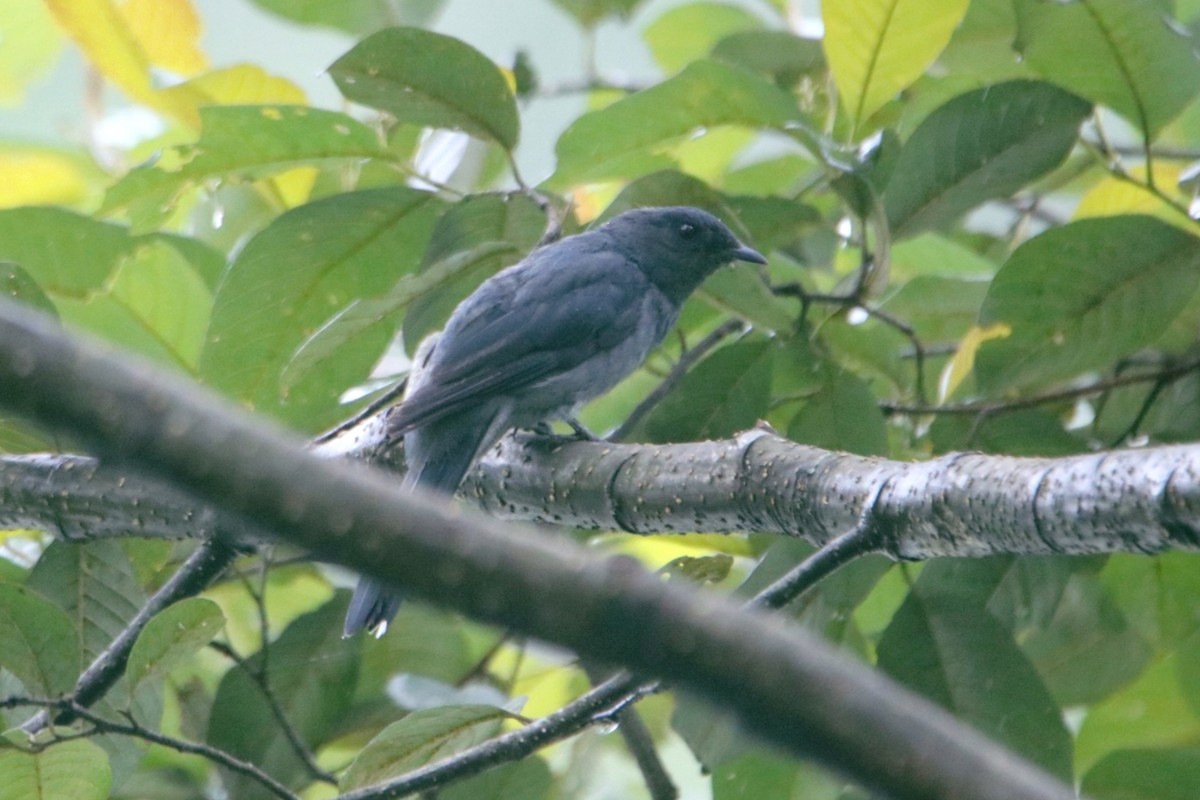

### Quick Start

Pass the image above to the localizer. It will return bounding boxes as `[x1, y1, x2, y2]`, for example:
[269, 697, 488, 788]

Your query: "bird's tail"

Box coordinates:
[344, 579, 403, 638]
[343, 410, 500, 638]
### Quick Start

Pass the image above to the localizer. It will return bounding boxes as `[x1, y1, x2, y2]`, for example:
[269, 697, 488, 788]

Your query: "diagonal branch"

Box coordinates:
[0, 280, 1083, 800]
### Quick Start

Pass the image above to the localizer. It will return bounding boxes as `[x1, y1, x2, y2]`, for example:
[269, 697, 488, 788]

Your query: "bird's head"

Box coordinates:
[601, 206, 767, 303]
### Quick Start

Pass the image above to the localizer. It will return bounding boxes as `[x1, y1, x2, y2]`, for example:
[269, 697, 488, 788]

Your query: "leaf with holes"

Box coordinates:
[330, 27, 519, 150]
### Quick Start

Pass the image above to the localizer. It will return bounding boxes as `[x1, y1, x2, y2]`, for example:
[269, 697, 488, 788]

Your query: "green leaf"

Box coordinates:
[547, 0, 643, 27]
[699, 266, 796, 335]
[102, 105, 387, 231]
[0, 260, 55, 316]
[884, 80, 1091, 238]
[636, 339, 774, 443]
[1076, 651, 1200, 775]
[1083, 748, 1200, 800]
[439, 756, 552, 800]
[246, 0, 444, 34]
[200, 187, 444, 429]
[881, 275, 989, 343]
[27, 541, 145, 664]
[401, 193, 546, 349]
[0, 582, 80, 696]
[823, 0, 970, 133]
[660, 554, 734, 585]
[711, 31, 825, 87]
[0, 739, 111, 800]
[0, 207, 132, 294]
[1014, 0, 1200, 138]
[330, 27, 519, 150]
[787, 369, 887, 456]
[341, 705, 509, 790]
[55, 240, 212, 370]
[208, 595, 359, 800]
[878, 590, 1072, 779]
[976, 216, 1200, 393]
[552, 60, 803, 186]
[125, 597, 224, 696]
[713, 752, 801, 800]
[929, 408, 1085, 457]
[1021, 572, 1153, 705]
[283, 240, 518, 391]
[644, 2, 762, 74]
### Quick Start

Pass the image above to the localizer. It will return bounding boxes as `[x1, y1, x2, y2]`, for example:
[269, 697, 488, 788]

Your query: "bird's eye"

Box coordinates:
[678, 223, 697, 239]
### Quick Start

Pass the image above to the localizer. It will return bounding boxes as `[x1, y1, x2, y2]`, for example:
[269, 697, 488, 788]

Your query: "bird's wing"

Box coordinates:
[390, 249, 648, 434]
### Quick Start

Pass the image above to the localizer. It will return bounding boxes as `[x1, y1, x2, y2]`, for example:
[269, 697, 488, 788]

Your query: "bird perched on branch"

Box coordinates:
[344, 206, 766, 637]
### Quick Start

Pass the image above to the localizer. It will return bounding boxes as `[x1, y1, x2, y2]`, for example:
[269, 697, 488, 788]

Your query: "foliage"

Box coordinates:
[2, 0, 1200, 797]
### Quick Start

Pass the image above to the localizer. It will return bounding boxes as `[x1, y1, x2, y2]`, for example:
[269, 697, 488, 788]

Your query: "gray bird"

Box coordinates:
[344, 206, 766, 637]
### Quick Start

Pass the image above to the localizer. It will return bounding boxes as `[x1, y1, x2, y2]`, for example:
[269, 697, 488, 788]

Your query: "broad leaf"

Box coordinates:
[208, 595, 359, 800]
[0, 581, 79, 696]
[200, 187, 444, 429]
[0, 207, 132, 294]
[878, 589, 1072, 779]
[0, 739, 111, 800]
[547, 0, 643, 27]
[634, 339, 774, 442]
[0, 260, 56, 316]
[823, 0, 970, 133]
[26, 541, 145, 664]
[330, 27, 519, 150]
[976, 216, 1200, 392]
[125, 597, 224, 696]
[102, 105, 385, 231]
[710, 31, 825, 87]
[1021, 573, 1153, 705]
[1075, 652, 1200, 775]
[341, 705, 509, 790]
[552, 60, 802, 186]
[787, 368, 887, 456]
[644, 2, 762, 74]
[55, 240, 212, 370]
[885, 81, 1090, 238]
[247, 0, 444, 34]
[1014, 0, 1200, 138]
[1083, 748, 1200, 800]
[401, 192, 546, 349]
[439, 757, 552, 800]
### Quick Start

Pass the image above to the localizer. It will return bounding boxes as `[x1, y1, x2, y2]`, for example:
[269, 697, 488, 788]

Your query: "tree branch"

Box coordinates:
[0, 297, 1081, 800]
[20, 537, 240, 734]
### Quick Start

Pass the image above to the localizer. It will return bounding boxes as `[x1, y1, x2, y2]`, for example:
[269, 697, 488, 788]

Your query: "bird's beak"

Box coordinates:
[731, 244, 767, 265]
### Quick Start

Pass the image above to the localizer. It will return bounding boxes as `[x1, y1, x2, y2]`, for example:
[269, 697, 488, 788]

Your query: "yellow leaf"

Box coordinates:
[1075, 165, 1197, 232]
[268, 166, 319, 209]
[44, 0, 202, 126]
[938, 322, 1010, 403]
[823, 0, 970, 134]
[162, 64, 307, 107]
[0, 150, 91, 207]
[116, 0, 207, 76]
[0, 0, 63, 104]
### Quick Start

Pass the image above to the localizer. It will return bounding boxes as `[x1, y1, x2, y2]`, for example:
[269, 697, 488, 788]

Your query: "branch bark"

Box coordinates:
[6, 427, 1200, 559]
[0, 291, 1082, 800]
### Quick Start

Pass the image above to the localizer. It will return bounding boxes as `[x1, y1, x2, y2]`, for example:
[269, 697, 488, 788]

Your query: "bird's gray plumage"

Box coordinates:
[344, 206, 766, 637]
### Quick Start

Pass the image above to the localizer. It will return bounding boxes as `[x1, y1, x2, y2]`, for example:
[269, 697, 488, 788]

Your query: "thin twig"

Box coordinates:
[208, 641, 338, 785]
[21, 538, 239, 734]
[4, 696, 300, 800]
[881, 356, 1200, 418]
